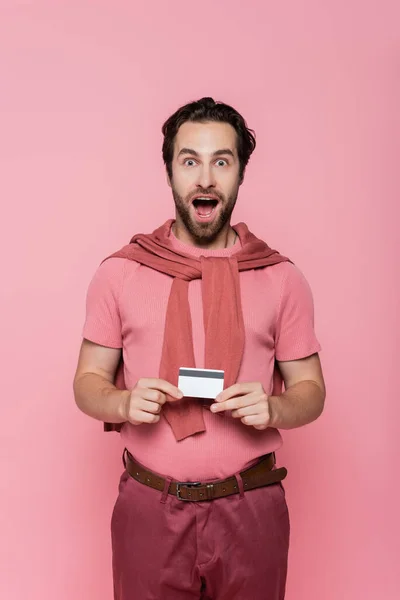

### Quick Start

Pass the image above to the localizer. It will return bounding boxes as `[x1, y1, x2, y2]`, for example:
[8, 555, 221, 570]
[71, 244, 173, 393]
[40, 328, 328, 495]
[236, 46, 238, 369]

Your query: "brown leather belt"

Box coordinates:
[124, 449, 287, 502]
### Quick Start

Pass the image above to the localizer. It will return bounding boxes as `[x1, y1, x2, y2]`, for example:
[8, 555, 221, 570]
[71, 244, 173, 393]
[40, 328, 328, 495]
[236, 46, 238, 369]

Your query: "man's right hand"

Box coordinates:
[121, 378, 183, 426]
[73, 341, 184, 425]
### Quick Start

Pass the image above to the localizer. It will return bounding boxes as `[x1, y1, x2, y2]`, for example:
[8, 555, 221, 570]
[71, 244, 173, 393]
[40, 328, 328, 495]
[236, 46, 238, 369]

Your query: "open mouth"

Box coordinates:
[192, 197, 219, 218]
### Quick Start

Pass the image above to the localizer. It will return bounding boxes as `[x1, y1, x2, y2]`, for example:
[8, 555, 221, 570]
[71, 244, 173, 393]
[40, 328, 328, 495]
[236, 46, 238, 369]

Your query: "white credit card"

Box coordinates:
[178, 367, 224, 399]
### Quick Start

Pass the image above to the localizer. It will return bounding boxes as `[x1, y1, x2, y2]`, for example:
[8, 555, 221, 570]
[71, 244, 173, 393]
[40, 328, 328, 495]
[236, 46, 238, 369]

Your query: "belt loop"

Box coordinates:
[234, 472, 245, 500]
[160, 476, 173, 504]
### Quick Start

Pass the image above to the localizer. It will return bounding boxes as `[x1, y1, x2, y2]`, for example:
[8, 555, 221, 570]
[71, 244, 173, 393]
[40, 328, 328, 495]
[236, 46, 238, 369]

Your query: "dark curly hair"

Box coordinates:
[162, 97, 256, 183]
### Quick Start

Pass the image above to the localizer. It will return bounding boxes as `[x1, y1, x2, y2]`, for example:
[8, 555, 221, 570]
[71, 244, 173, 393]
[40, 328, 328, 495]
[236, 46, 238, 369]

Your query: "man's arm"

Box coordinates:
[73, 339, 184, 425]
[269, 352, 325, 429]
[210, 353, 325, 430]
[73, 339, 129, 423]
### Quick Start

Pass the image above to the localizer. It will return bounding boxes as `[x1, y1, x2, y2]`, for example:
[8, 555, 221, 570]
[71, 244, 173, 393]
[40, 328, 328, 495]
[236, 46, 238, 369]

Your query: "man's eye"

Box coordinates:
[184, 159, 196, 167]
[216, 159, 227, 167]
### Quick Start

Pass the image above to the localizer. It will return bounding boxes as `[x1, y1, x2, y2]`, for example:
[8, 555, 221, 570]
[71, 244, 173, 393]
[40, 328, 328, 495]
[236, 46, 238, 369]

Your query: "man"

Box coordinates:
[73, 97, 325, 600]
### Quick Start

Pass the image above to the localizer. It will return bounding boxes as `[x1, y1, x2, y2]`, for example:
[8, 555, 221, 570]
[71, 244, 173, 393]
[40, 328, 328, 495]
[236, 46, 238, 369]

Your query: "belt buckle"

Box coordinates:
[176, 481, 202, 501]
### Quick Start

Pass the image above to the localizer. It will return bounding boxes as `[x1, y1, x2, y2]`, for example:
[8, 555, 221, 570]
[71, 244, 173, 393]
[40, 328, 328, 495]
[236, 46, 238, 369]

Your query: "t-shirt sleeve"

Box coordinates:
[275, 262, 322, 361]
[82, 257, 126, 349]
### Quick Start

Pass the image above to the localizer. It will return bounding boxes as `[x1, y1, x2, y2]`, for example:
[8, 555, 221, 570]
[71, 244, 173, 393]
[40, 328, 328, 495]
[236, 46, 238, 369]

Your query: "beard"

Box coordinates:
[171, 185, 239, 243]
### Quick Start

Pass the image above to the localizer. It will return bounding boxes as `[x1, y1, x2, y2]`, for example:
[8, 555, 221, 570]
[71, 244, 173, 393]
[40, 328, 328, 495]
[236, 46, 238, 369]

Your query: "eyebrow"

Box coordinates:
[177, 147, 235, 159]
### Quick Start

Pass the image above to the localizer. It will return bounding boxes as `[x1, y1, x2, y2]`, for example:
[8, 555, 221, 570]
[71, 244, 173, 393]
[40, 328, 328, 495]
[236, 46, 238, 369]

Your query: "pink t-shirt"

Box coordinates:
[82, 228, 321, 480]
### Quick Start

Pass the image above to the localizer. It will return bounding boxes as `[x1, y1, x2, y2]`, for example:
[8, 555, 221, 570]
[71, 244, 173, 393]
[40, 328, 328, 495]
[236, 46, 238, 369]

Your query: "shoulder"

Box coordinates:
[278, 261, 312, 289]
[257, 260, 315, 307]
[258, 260, 311, 288]
[276, 261, 316, 312]
[87, 257, 140, 296]
[99, 256, 140, 277]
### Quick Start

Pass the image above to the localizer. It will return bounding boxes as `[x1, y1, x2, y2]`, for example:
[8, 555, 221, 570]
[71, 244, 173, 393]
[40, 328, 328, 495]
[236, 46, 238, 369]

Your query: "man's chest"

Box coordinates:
[119, 265, 280, 353]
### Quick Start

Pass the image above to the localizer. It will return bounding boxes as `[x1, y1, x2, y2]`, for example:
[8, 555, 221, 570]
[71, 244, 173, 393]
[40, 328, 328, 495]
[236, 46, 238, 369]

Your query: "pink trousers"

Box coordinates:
[111, 465, 290, 600]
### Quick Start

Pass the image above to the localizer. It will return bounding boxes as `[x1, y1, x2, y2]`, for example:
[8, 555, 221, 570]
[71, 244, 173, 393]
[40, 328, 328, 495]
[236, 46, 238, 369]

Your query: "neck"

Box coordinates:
[171, 219, 236, 250]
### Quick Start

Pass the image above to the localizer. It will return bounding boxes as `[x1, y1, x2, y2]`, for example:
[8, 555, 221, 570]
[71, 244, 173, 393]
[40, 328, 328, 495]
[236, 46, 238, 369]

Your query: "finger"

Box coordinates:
[210, 393, 259, 413]
[137, 378, 183, 399]
[135, 398, 163, 414]
[215, 382, 260, 403]
[128, 410, 160, 425]
[231, 403, 265, 418]
[241, 415, 269, 428]
[139, 388, 167, 405]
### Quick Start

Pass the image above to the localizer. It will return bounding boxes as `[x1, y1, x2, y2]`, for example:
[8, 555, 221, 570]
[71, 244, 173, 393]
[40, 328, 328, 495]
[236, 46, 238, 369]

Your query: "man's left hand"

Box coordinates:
[210, 382, 272, 430]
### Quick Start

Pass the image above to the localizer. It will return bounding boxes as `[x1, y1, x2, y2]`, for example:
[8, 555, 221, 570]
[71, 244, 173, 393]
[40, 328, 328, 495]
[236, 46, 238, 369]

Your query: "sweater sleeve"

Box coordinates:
[274, 262, 322, 361]
[82, 257, 126, 349]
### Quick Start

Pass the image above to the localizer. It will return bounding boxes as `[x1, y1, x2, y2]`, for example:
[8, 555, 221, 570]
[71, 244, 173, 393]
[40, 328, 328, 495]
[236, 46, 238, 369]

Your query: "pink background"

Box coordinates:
[1, 2, 399, 599]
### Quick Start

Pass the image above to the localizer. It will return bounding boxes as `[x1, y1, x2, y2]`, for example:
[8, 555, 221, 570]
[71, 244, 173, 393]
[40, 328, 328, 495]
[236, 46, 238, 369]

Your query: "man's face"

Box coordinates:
[168, 121, 241, 242]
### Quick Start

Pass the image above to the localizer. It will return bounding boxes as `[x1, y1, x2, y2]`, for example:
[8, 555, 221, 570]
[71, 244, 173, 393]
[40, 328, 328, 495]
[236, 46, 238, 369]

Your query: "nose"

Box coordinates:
[196, 164, 216, 189]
